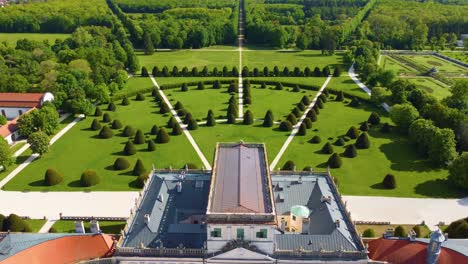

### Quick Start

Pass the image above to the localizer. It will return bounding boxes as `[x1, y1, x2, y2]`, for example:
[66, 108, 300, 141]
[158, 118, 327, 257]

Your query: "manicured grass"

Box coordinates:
[243, 50, 344, 69]
[4, 95, 202, 191]
[51, 220, 125, 234]
[9, 142, 26, 154]
[401, 55, 467, 74]
[0, 33, 69, 46]
[439, 51, 468, 64]
[137, 50, 238, 70]
[191, 122, 291, 164]
[380, 55, 418, 75]
[156, 77, 236, 86]
[247, 77, 327, 87]
[403, 77, 451, 99]
[327, 76, 371, 100]
[113, 77, 154, 98]
[278, 99, 464, 198]
[24, 219, 47, 233]
[356, 224, 431, 238]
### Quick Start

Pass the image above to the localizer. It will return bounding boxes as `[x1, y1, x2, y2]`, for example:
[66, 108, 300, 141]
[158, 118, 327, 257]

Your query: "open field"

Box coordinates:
[278, 99, 464, 198]
[327, 76, 371, 100]
[0, 33, 69, 46]
[403, 77, 451, 100]
[3, 95, 202, 192]
[243, 50, 344, 69]
[380, 55, 418, 75]
[113, 77, 155, 98]
[401, 54, 467, 74]
[439, 51, 468, 64]
[24, 219, 47, 233]
[247, 77, 327, 87]
[51, 220, 125, 234]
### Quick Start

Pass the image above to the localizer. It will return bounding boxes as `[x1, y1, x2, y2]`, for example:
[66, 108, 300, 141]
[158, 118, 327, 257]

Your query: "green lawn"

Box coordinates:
[403, 77, 451, 100]
[278, 99, 464, 198]
[51, 220, 125, 234]
[191, 122, 291, 164]
[0, 33, 70, 46]
[439, 51, 468, 64]
[356, 224, 431, 238]
[3, 94, 202, 191]
[380, 55, 419, 75]
[327, 76, 371, 100]
[247, 77, 327, 87]
[401, 55, 467, 74]
[114, 77, 154, 98]
[243, 50, 344, 69]
[156, 77, 236, 86]
[24, 219, 47, 233]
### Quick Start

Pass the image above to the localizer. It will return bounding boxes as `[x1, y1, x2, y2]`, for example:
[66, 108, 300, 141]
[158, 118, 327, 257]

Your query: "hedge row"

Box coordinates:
[159, 80, 237, 90]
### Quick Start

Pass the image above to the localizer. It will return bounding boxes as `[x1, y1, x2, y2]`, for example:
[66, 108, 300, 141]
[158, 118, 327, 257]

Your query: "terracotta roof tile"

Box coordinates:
[0, 108, 35, 137]
[0, 93, 45, 108]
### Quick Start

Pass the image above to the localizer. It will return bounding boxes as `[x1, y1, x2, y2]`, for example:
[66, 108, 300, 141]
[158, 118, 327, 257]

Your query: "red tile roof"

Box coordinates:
[0, 108, 36, 137]
[368, 238, 467, 264]
[0, 234, 114, 264]
[0, 93, 45, 108]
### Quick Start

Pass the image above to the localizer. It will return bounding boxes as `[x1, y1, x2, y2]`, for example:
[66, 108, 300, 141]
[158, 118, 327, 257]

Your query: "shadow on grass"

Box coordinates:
[316, 162, 328, 168]
[28, 180, 46, 187]
[370, 182, 388, 190]
[119, 170, 136, 177]
[128, 179, 142, 189]
[104, 165, 115, 171]
[379, 140, 438, 173]
[67, 180, 82, 188]
[414, 179, 466, 198]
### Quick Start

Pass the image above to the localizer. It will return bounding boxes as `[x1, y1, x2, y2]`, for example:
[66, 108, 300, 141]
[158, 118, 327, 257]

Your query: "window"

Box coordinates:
[1, 110, 5, 117]
[18, 110, 23, 115]
[256, 229, 268, 238]
[210, 228, 221, 238]
[236, 228, 244, 239]
[292, 215, 296, 221]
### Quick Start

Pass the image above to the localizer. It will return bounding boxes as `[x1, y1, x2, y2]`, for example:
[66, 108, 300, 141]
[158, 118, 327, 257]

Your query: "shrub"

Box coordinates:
[177, 109, 187, 116]
[243, 110, 254, 125]
[122, 97, 130, 106]
[136, 174, 149, 188]
[346, 126, 360, 139]
[313, 67, 322, 77]
[355, 132, 370, 149]
[292, 107, 301, 118]
[304, 117, 312, 129]
[279, 120, 293, 131]
[90, 119, 101, 130]
[321, 142, 334, 154]
[150, 125, 159, 135]
[80, 170, 100, 187]
[244, 96, 252, 105]
[343, 144, 357, 158]
[316, 98, 324, 109]
[328, 153, 342, 168]
[181, 83, 188, 92]
[141, 66, 149, 77]
[136, 93, 145, 101]
[94, 107, 102, 116]
[167, 116, 177, 128]
[44, 169, 63, 186]
[282, 160, 295, 171]
[227, 113, 236, 124]
[197, 82, 205, 90]
[307, 109, 317, 122]
[445, 218, 468, 238]
[287, 114, 297, 125]
[99, 126, 113, 138]
[183, 113, 193, 125]
[111, 120, 123, 129]
[381, 122, 391, 133]
[362, 229, 375, 238]
[148, 140, 156, 151]
[213, 80, 221, 89]
[3, 214, 31, 232]
[412, 225, 422, 238]
[319, 93, 327, 103]
[123, 141, 136, 156]
[382, 174, 396, 189]
[133, 159, 147, 176]
[322, 66, 330, 76]
[303, 166, 312, 171]
[107, 102, 116, 111]
[172, 122, 182, 135]
[49, 227, 57, 233]
[133, 129, 146, 144]
[333, 67, 341, 77]
[360, 122, 370, 132]
[302, 95, 311, 105]
[275, 83, 283, 90]
[123, 125, 135, 137]
[102, 113, 111, 123]
[187, 118, 199, 130]
[114, 157, 131, 170]
[310, 136, 321, 144]
[293, 85, 300, 92]
[261, 82, 267, 88]
[349, 97, 360, 107]
[0, 214, 4, 231]
[323, 89, 329, 97]
[156, 128, 170, 143]
[229, 95, 237, 105]
[368, 112, 380, 125]
[160, 102, 169, 114]
[335, 91, 344, 101]
[228, 82, 237, 93]
[152, 88, 158, 97]
[394, 225, 406, 237]
[334, 137, 345, 146]
[298, 123, 307, 136]
[174, 101, 184, 110]
[206, 110, 216, 127]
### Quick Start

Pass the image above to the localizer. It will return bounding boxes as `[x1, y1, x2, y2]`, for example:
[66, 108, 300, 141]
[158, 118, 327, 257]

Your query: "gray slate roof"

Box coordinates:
[416, 238, 468, 256]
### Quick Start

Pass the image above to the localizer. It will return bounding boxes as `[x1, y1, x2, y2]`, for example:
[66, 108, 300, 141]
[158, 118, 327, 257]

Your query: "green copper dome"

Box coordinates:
[291, 205, 310, 218]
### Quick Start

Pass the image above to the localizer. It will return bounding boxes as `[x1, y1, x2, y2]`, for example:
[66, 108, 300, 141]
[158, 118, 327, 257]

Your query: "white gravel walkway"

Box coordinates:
[38, 219, 57, 233]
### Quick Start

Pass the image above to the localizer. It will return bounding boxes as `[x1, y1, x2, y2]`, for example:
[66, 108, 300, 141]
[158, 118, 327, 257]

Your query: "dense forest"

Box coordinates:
[0, 0, 114, 33]
[114, 0, 237, 13]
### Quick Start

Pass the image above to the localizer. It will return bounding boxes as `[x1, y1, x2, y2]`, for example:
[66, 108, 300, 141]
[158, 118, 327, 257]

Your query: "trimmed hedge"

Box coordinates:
[90, 119, 101, 130]
[94, 107, 102, 117]
[309, 135, 321, 144]
[150, 125, 159, 135]
[148, 140, 156, 151]
[298, 123, 307, 136]
[328, 153, 342, 168]
[122, 97, 130, 106]
[156, 128, 170, 143]
[136, 92, 145, 101]
[102, 113, 111, 123]
[2, 214, 32, 232]
[123, 141, 136, 156]
[136, 174, 149, 188]
[111, 119, 123, 129]
[282, 160, 295, 171]
[243, 110, 254, 125]
[114, 157, 131, 170]
[99, 126, 113, 139]
[343, 144, 357, 158]
[133, 159, 147, 176]
[382, 174, 396, 189]
[80, 170, 100, 187]
[321, 142, 334, 154]
[356, 132, 370, 149]
[279, 120, 293, 131]
[44, 169, 63, 186]
[123, 125, 136, 137]
[362, 229, 375, 238]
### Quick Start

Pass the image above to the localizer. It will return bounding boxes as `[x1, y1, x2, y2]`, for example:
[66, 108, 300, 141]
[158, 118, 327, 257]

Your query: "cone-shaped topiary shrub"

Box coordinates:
[112, 119, 123, 129]
[394, 225, 406, 237]
[316, 98, 324, 109]
[302, 95, 311, 105]
[368, 112, 381, 125]
[298, 123, 307, 136]
[80, 170, 100, 187]
[282, 160, 295, 171]
[319, 93, 327, 102]
[349, 97, 360, 107]
[156, 128, 170, 143]
[328, 153, 342, 168]
[382, 174, 396, 189]
[171, 122, 182, 135]
[94, 107, 102, 116]
[183, 113, 193, 125]
[152, 88, 158, 97]
[244, 96, 252, 105]
[304, 117, 312, 129]
[381, 122, 391, 133]
[136, 93, 145, 101]
[279, 120, 293, 131]
[343, 144, 357, 158]
[292, 107, 301, 118]
[91, 119, 101, 130]
[45, 169, 63, 186]
[136, 174, 149, 188]
[321, 142, 334, 154]
[148, 140, 156, 151]
[360, 122, 370, 132]
[213, 80, 221, 89]
[227, 113, 236, 124]
[133, 129, 146, 144]
[206, 110, 216, 127]
[3, 214, 32, 232]
[102, 113, 111, 123]
[334, 137, 345, 146]
[160, 102, 169, 114]
[229, 95, 237, 105]
[313, 105, 320, 114]
[362, 229, 375, 238]
[187, 118, 199, 130]
[263, 110, 274, 127]
[310, 135, 321, 144]
[335, 91, 344, 101]
[297, 102, 306, 111]
[133, 159, 147, 176]
[227, 103, 238, 117]
[150, 125, 159, 135]
[174, 101, 184, 111]
[228, 82, 237, 93]
[355, 132, 370, 149]
[181, 83, 188, 92]
[167, 116, 177, 128]
[287, 113, 297, 125]
[99, 126, 113, 138]
[107, 102, 116, 112]
[114, 157, 131, 170]
[346, 126, 360, 139]
[197, 82, 205, 90]
[123, 141, 136, 156]
[293, 85, 300, 92]
[177, 109, 187, 116]
[123, 125, 135, 137]
[275, 83, 283, 90]
[323, 88, 329, 97]
[243, 110, 254, 125]
[307, 109, 317, 122]
[122, 97, 130, 106]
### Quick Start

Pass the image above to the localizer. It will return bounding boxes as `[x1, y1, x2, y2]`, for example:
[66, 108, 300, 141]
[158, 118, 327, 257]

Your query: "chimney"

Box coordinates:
[301, 218, 310, 234]
[335, 219, 340, 228]
[280, 218, 286, 232]
[176, 181, 182, 193]
[144, 214, 150, 225]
